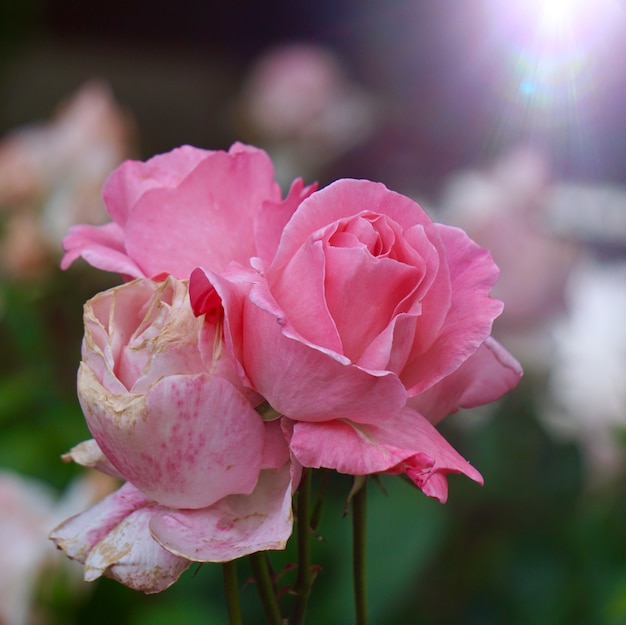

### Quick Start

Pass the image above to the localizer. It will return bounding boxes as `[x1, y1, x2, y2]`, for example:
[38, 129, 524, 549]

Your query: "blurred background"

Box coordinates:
[1, 1, 626, 624]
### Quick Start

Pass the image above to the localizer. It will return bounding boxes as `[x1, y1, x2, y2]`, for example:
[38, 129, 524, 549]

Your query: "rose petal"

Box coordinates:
[150, 462, 295, 562]
[50, 482, 190, 593]
[401, 224, 504, 395]
[62, 143, 298, 279]
[260, 419, 291, 470]
[61, 222, 144, 277]
[189, 266, 256, 388]
[254, 177, 318, 267]
[269, 179, 434, 274]
[241, 275, 408, 423]
[103, 145, 212, 226]
[270, 233, 342, 354]
[61, 438, 123, 479]
[50, 482, 152, 563]
[356, 312, 417, 372]
[121, 146, 281, 278]
[409, 337, 523, 424]
[79, 367, 265, 509]
[288, 408, 483, 503]
[192, 265, 406, 424]
[322, 242, 422, 361]
[83, 506, 190, 593]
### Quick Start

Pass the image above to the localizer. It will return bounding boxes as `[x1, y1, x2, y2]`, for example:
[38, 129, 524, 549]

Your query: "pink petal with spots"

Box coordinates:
[150, 462, 295, 562]
[78, 366, 265, 509]
[50, 482, 150, 562]
[83, 505, 191, 593]
[50, 482, 190, 593]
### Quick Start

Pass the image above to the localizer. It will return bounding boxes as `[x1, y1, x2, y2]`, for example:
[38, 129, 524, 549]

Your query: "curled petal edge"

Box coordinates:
[49, 483, 190, 594]
[150, 459, 298, 562]
[287, 409, 483, 504]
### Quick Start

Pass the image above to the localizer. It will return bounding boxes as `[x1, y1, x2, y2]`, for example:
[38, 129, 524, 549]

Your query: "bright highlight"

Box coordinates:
[485, 0, 625, 119]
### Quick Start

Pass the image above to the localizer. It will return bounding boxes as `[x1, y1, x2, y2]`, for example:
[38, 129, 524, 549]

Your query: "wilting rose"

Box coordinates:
[51, 275, 297, 591]
[50, 432, 295, 593]
[61, 143, 315, 279]
[191, 179, 522, 502]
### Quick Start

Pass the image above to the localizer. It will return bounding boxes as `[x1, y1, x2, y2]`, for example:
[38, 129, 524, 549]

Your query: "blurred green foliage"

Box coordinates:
[2, 263, 626, 625]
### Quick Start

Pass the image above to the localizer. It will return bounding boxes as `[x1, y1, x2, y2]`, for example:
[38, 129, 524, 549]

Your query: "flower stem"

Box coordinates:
[222, 561, 244, 625]
[292, 468, 313, 625]
[249, 552, 284, 625]
[352, 480, 369, 625]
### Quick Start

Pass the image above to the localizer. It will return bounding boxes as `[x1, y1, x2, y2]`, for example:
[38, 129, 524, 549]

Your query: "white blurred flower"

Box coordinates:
[0, 469, 116, 625]
[546, 258, 626, 484]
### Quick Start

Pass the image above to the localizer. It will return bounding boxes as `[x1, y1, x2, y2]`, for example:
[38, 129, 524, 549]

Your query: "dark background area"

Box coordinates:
[3, 0, 626, 192]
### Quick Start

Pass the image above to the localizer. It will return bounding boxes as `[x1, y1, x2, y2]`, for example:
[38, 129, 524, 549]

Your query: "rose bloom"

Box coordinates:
[61, 143, 521, 504]
[191, 179, 522, 502]
[61, 142, 315, 280]
[51, 275, 297, 592]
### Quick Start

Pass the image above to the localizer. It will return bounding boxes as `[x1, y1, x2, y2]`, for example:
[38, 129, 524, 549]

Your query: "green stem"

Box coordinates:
[222, 561, 244, 625]
[249, 552, 284, 625]
[292, 468, 313, 625]
[352, 480, 369, 625]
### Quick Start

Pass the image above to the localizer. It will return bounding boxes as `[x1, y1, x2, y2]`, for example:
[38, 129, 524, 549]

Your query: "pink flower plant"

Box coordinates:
[55, 142, 522, 620]
[191, 178, 522, 502]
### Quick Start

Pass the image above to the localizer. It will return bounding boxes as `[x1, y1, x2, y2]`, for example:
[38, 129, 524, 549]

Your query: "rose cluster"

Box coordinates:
[50, 143, 522, 592]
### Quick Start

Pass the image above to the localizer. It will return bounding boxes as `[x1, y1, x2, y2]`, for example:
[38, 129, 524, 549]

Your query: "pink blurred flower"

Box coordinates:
[439, 148, 579, 369]
[238, 44, 377, 184]
[51, 275, 297, 591]
[61, 142, 315, 279]
[0, 81, 135, 279]
[191, 179, 522, 502]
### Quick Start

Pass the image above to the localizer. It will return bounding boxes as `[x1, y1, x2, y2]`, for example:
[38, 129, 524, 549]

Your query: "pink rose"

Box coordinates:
[191, 179, 522, 502]
[61, 143, 315, 279]
[51, 275, 297, 590]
